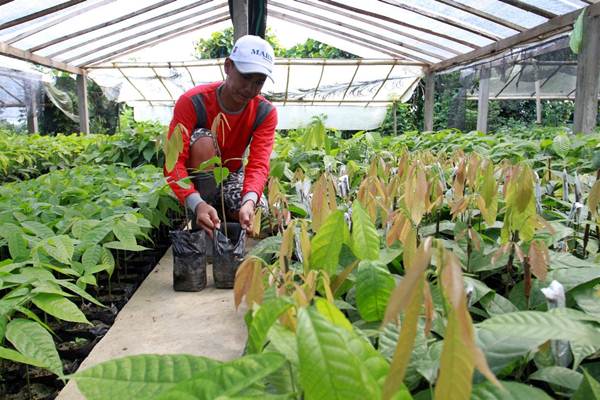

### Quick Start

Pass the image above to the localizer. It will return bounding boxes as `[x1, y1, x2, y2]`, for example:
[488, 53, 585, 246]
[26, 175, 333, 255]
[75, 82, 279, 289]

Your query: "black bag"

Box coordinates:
[213, 222, 246, 289]
[170, 229, 207, 292]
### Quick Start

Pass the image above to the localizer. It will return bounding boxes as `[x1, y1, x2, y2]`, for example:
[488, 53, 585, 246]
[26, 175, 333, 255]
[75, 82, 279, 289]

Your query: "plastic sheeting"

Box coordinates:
[1, 0, 589, 67]
[89, 60, 423, 128]
[0, 62, 46, 125]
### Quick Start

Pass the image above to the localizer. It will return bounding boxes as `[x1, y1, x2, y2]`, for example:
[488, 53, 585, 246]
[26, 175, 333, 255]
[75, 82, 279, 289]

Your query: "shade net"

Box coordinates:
[432, 34, 598, 132]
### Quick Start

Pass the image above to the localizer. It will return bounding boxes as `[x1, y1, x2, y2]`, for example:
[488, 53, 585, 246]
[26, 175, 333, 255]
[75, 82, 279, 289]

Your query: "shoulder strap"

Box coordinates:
[252, 99, 274, 132]
[189, 94, 207, 129]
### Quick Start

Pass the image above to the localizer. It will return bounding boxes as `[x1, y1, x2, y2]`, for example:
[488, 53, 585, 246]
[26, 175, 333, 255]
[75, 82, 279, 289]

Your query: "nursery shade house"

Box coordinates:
[0, 0, 599, 132]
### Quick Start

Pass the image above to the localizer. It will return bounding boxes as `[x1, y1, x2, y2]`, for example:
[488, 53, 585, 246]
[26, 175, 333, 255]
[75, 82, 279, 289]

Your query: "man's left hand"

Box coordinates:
[239, 200, 255, 233]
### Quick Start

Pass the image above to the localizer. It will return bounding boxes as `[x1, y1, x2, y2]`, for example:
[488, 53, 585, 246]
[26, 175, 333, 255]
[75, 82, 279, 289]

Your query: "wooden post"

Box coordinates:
[392, 100, 397, 135]
[232, 0, 248, 41]
[574, 14, 600, 134]
[477, 66, 490, 133]
[534, 60, 542, 124]
[26, 80, 39, 134]
[76, 71, 90, 134]
[424, 72, 435, 131]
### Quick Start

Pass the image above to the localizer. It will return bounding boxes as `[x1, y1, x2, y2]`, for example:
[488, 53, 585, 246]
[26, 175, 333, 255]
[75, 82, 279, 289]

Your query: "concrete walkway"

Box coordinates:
[57, 246, 248, 400]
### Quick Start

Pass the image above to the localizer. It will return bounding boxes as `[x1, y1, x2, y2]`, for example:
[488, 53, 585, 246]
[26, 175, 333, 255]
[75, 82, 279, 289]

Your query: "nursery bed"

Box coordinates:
[56, 244, 250, 400]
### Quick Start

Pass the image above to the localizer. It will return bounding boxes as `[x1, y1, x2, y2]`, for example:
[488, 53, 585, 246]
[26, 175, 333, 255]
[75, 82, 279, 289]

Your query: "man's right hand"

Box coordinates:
[195, 202, 221, 236]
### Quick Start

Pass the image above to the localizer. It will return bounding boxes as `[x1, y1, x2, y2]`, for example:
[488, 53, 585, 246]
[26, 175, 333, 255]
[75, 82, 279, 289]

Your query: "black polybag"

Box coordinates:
[170, 229, 207, 292]
[213, 222, 246, 289]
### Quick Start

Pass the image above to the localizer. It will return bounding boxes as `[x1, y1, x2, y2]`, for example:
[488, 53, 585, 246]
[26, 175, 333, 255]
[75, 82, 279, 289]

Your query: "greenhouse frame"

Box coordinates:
[2, 2, 600, 399]
[1, 0, 599, 133]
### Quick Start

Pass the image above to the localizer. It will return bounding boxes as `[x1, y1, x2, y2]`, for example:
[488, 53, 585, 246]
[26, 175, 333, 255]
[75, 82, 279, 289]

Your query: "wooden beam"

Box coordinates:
[76, 72, 89, 134]
[119, 98, 401, 104]
[292, 0, 461, 56]
[231, 0, 248, 41]
[573, 14, 600, 133]
[89, 59, 425, 68]
[269, 9, 430, 62]
[0, 40, 83, 74]
[392, 101, 397, 134]
[496, 0, 557, 19]
[0, 0, 86, 31]
[431, 3, 600, 72]
[378, 0, 501, 41]
[283, 60, 291, 105]
[477, 66, 490, 133]
[434, 0, 525, 32]
[151, 67, 175, 100]
[311, 61, 326, 105]
[338, 61, 361, 105]
[365, 61, 397, 107]
[271, 1, 445, 60]
[63, 3, 227, 63]
[316, 0, 478, 50]
[49, 0, 215, 58]
[7, 0, 117, 45]
[28, 0, 177, 52]
[423, 72, 435, 131]
[83, 15, 230, 67]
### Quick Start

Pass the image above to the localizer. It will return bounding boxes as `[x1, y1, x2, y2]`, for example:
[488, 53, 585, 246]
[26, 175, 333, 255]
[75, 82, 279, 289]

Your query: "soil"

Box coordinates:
[0, 221, 177, 400]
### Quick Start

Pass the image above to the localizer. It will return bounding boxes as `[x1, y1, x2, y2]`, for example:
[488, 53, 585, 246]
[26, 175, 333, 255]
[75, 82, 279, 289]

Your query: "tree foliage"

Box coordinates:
[194, 28, 356, 60]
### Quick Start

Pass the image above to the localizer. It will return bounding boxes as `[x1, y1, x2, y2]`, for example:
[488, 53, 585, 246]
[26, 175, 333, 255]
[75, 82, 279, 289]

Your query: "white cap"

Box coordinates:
[229, 35, 275, 82]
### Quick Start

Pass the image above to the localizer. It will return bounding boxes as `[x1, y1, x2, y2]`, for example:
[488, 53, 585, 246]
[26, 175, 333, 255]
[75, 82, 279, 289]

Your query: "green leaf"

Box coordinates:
[309, 211, 346, 275]
[82, 244, 103, 268]
[547, 267, 600, 292]
[471, 380, 553, 400]
[101, 247, 115, 278]
[103, 241, 148, 252]
[112, 220, 138, 246]
[5, 318, 63, 377]
[57, 280, 104, 307]
[21, 221, 55, 239]
[155, 353, 286, 400]
[314, 297, 353, 332]
[296, 307, 379, 400]
[480, 292, 519, 316]
[81, 224, 114, 245]
[247, 297, 293, 354]
[572, 281, 600, 318]
[73, 354, 221, 400]
[477, 311, 600, 370]
[2, 224, 29, 261]
[529, 366, 583, 391]
[39, 235, 74, 265]
[573, 369, 600, 400]
[267, 323, 299, 366]
[213, 166, 230, 186]
[570, 9, 586, 55]
[552, 135, 571, 158]
[0, 346, 46, 369]
[32, 293, 90, 324]
[164, 124, 184, 173]
[351, 201, 380, 260]
[355, 261, 395, 322]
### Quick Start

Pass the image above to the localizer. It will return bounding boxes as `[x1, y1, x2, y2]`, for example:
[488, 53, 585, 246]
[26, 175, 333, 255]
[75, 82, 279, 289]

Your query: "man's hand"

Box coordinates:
[239, 200, 255, 233]
[195, 202, 220, 236]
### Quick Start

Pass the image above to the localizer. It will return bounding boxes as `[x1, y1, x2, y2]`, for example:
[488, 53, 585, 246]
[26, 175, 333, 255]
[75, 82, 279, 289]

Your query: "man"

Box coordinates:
[164, 35, 277, 235]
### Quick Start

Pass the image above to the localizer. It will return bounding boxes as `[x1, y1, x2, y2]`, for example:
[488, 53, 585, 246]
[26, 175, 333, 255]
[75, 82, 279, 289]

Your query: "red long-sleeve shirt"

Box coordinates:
[164, 82, 277, 207]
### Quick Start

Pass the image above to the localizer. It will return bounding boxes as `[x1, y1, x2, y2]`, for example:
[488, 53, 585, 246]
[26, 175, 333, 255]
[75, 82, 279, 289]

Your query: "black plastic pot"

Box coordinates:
[170, 229, 207, 292]
[213, 222, 246, 289]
